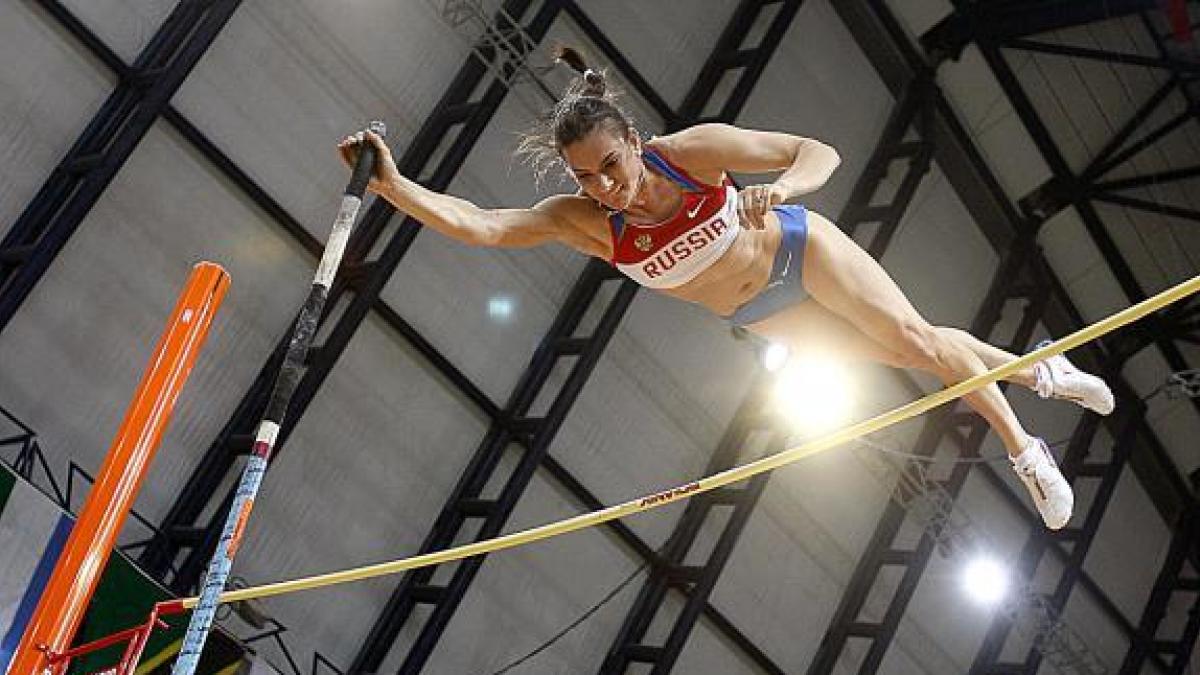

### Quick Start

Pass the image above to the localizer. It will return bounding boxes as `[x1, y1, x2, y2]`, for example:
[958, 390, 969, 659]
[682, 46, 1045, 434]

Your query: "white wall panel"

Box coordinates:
[1143, 395, 1200, 478]
[939, 46, 1053, 205]
[1095, 201, 1187, 296]
[0, 120, 314, 530]
[377, 60, 588, 405]
[379, 222, 585, 405]
[0, 2, 114, 230]
[1106, 186, 1200, 294]
[225, 310, 492, 669]
[882, 166, 998, 328]
[1041, 211, 1132, 324]
[59, 0, 176, 64]
[739, 0, 894, 220]
[1086, 467, 1172, 622]
[1038, 208, 1107, 287]
[886, 0, 953, 40]
[1058, 584, 1130, 672]
[715, 482, 868, 671]
[542, 306, 755, 551]
[413, 470, 644, 674]
[568, 0, 737, 111]
[172, 0, 475, 244]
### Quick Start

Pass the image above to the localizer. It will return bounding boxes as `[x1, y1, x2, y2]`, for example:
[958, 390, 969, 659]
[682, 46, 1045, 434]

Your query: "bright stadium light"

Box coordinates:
[762, 341, 790, 372]
[961, 555, 1009, 606]
[771, 356, 854, 433]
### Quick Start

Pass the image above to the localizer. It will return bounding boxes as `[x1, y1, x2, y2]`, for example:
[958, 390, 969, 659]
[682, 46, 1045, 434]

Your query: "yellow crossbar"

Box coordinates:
[181, 273, 1200, 610]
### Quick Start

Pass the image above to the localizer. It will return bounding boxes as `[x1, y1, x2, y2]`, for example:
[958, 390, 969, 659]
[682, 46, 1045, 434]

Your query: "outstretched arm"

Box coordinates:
[662, 123, 841, 229]
[339, 131, 602, 254]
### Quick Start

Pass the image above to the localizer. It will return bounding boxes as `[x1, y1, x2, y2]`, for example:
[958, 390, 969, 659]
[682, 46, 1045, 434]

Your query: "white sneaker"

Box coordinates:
[1011, 437, 1073, 530]
[1033, 341, 1115, 416]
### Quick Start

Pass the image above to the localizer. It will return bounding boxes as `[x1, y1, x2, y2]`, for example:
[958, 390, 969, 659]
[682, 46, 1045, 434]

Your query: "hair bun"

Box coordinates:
[553, 44, 588, 73]
[553, 44, 605, 97]
[517, 46, 634, 184]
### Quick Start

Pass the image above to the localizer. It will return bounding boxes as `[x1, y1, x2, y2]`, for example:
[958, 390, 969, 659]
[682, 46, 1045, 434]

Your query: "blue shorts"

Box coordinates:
[725, 204, 809, 327]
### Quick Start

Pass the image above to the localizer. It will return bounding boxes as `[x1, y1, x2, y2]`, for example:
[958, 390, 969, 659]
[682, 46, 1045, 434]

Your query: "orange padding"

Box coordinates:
[8, 262, 229, 675]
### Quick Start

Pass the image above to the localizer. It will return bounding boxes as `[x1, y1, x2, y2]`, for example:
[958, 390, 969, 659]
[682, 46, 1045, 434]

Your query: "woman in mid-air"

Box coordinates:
[339, 48, 1113, 530]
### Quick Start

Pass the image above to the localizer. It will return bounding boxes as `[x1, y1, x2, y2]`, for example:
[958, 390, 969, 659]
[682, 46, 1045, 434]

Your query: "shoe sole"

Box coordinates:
[1053, 389, 1114, 415]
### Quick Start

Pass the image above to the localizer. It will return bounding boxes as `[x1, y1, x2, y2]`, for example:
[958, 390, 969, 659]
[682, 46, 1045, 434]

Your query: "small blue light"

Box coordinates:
[488, 296, 515, 322]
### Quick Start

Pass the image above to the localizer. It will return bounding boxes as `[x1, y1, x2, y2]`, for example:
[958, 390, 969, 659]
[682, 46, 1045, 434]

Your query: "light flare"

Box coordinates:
[772, 356, 854, 434]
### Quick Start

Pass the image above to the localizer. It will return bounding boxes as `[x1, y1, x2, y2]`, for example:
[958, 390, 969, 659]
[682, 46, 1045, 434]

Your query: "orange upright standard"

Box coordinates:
[7, 262, 230, 675]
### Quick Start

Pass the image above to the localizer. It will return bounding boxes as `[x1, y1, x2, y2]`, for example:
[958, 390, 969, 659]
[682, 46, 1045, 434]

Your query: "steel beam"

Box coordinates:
[599, 377, 786, 675]
[920, 0, 1162, 62]
[1120, 496, 1200, 674]
[817, 1, 1198, 672]
[1093, 192, 1200, 224]
[962, 1, 1200, 524]
[999, 37, 1200, 74]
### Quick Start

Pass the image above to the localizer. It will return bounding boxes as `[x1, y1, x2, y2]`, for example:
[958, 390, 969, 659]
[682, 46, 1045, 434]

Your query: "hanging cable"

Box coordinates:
[487, 562, 648, 674]
[845, 432, 1072, 465]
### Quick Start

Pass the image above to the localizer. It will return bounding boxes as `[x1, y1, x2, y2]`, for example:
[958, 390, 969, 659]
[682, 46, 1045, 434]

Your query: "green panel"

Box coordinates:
[67, 552, 245, 674]
[0, 463, 15, 513]
[1, 454, 243, 673]
[67, 554, 180, 675]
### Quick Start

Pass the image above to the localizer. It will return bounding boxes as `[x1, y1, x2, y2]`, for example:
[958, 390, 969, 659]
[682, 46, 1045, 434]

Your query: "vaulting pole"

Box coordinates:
[168, 122, 385, 675]
[7, 261, 230, 675]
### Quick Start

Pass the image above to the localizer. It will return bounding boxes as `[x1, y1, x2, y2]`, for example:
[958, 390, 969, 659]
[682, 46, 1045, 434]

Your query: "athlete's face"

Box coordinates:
[561, 127, 643, 210]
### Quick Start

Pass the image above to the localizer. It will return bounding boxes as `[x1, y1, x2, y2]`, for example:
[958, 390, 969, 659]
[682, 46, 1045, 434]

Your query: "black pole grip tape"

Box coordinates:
[346, 120, 387, 198]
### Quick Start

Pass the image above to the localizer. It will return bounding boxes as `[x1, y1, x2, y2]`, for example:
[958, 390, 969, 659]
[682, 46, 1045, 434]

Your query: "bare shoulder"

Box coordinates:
[646, 124, 738, 184]
[652, 123, 804, 178]
[533, 193, 613, 258]
[653, 123, 732, 150]
[651, 123, 742, 155]
[534, 193, 607, 228]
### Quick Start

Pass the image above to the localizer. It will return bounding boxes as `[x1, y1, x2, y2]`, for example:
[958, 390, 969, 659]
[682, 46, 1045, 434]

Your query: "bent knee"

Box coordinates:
[890, 320, 946, 371]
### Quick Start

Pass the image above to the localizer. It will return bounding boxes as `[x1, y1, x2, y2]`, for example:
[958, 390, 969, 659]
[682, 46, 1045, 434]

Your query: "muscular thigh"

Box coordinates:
[799, 210, 929, 343]
[743, 298, 909, 367]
